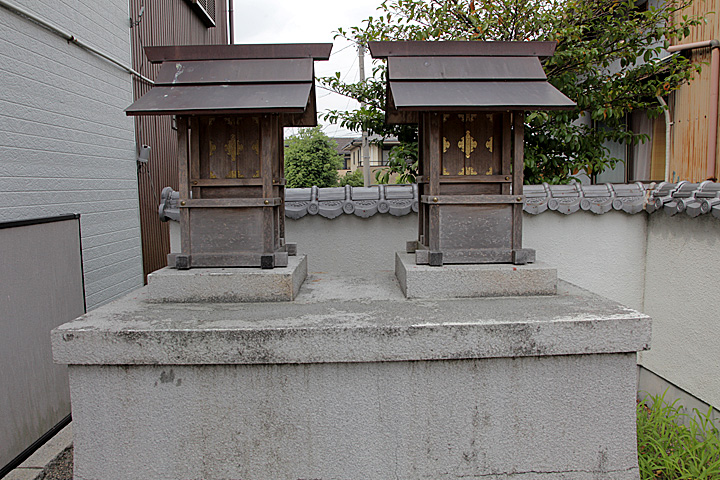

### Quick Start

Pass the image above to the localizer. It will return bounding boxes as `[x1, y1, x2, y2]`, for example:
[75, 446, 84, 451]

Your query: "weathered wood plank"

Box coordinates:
[416, 175, 512, 184]
[421, 195, 523, 204]
[261, 115, 277, 253]
[177, 116, 191, 255]
[512, 113, 525, 250]
[181, 198, 281, 207]
[502, 113, 512, 195]
[438, 205, 512, 250]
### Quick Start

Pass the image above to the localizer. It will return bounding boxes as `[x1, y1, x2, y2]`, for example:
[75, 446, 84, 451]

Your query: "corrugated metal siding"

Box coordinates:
[129, 0, 228, 279]
[671, 0, 719, 182]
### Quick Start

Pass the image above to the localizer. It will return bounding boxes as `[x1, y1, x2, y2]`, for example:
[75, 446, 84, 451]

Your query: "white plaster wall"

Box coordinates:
[639, 213, 720, 409]
[523, 211, 648, 310]
[286, 211, 647, 310]
[0, 0, 143, 309]
[285, 213, 416, 276]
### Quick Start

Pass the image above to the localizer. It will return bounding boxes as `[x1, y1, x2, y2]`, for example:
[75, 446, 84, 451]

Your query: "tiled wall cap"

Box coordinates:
[158, 182, 720, 221]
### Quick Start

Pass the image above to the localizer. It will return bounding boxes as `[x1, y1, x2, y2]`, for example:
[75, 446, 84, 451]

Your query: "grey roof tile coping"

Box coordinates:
[158, 182, 720, 221]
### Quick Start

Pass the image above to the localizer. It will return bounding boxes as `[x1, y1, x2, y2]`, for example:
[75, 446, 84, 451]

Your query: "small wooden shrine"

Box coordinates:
[126, 44, 332, 269]
[369, 41, 575, 266]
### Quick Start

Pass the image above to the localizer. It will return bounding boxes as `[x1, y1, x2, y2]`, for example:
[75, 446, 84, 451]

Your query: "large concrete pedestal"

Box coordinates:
[52, 275, 650, 480]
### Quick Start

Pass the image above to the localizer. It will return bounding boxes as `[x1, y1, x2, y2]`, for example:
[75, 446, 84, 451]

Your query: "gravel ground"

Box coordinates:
[41, 445, 73, 480]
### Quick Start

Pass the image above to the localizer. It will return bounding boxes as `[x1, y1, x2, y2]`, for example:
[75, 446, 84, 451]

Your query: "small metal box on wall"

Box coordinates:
[369, 41, 575, 266]
[127, 44, 332, 269]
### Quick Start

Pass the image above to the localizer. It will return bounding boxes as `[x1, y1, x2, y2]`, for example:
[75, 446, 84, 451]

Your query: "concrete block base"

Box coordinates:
[396, 252, 557, 298]
[147, 254, 307, 302]
[53, 278, 650, 480]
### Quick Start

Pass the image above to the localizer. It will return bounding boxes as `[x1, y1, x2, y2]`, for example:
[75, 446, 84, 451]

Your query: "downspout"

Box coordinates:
[655, 95, 672, 182]
[667, 40, 720, 181]
[228, 0, 234, 45]
[0, 0, 154, 85]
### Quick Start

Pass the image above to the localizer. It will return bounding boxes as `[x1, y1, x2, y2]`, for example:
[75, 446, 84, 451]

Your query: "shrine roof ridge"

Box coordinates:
[368, 41, 558, 58]
[144, 43, 333, 63]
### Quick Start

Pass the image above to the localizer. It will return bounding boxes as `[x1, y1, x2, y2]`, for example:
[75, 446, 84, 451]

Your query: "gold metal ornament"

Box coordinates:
[458, 130, 477, 159]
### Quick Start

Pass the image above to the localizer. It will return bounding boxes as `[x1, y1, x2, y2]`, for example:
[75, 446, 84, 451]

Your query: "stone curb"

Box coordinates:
[5, 424, 73, 480]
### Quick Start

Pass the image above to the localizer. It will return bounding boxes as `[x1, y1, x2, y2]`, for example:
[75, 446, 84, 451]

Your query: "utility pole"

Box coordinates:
[358, 43, 371, 187]
[228, 0, 234, 44]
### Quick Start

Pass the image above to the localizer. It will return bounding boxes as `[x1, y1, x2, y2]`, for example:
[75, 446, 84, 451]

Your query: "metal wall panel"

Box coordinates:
[671, 0, 720, 181]
[0, 216, 85, 472]
[130, 0, 229, 279]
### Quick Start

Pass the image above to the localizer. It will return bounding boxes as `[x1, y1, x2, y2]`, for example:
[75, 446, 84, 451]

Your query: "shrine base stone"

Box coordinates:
[396, 252, 558, 298]
[146, 254, 307, 302]
[52, 275, 649, 480]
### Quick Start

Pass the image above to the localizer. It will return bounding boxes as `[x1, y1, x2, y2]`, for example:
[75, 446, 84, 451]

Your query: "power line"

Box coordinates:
[330, 42, 357, 57]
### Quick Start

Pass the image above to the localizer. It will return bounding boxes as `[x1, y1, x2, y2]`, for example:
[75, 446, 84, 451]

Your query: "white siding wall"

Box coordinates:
[0, 0, 143, 309]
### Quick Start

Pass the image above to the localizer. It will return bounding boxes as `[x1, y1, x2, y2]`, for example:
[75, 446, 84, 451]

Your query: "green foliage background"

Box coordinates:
[320, 0, 704, 184]
[339, 169, 365, 187]
[284, 127, 342, 188]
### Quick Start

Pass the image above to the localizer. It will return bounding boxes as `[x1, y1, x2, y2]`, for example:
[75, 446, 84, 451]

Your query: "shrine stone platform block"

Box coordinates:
[147, 254, 307, 303]
[53, 276, 650, 480]
[396, 252, 557, 299]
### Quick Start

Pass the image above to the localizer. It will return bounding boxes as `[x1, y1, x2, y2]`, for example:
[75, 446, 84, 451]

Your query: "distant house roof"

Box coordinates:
[330, 137, 354, 156]
[125, 44, 332, 126]
[368, 41, 576, 124]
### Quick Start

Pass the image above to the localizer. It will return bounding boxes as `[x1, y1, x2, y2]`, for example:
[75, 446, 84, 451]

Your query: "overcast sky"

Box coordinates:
[232, 0, 383, 138]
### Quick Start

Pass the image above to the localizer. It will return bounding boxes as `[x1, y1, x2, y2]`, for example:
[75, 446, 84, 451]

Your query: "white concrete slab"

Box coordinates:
[53, 279, 649, 366]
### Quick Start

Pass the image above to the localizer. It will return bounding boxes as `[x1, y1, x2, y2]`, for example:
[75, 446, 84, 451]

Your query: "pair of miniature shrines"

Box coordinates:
[126, 41, 574, 269]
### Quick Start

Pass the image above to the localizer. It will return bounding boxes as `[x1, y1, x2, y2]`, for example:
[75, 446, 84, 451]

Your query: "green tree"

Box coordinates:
[284, 127, 342, 188]
[320, 0, 703, 184]
[338, 169, 365, 187]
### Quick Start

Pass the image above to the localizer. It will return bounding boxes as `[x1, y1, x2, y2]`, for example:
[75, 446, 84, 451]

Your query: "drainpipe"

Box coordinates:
[656, 95, 672, 182]
[0, 0, 154, 85]
[667, 40, 720, 180]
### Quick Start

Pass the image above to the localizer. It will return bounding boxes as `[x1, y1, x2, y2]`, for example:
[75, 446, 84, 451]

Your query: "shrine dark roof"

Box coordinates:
[125, 44, 332, 125]
[368, 41, 575, 124]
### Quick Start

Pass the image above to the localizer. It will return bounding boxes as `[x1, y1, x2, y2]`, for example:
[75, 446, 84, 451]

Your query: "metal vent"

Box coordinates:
[185, 0, 216, 27]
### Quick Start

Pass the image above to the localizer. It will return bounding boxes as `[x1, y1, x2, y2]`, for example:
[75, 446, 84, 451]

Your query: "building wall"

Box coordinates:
[285, 214, 416, 276]
[640, 213, 720, 409]
[130, 0, 228, 279]
[0, 0, 143, 309]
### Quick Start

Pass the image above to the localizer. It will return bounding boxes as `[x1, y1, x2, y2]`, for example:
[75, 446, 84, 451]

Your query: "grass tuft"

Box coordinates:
[637, 392, 720, 480]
